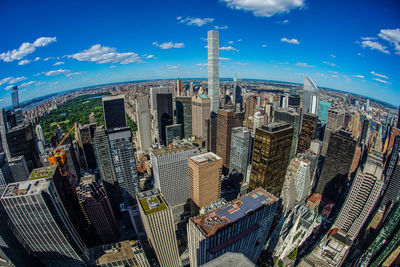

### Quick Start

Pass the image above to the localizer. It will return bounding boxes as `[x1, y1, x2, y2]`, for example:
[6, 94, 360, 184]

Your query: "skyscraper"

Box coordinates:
[8, 155, 29, 182]
[249, 123, 293, 196]
[318, 101, 331, 125]
[297, 113, 318, 154]
[1, 178, 89, 266]
[187, 188, 278, 266]
[302, 76, 319, 115]
[165, 124, 183, 145]
[175, 96, 192, 138]
[0, 108, 10, 160]
[316, 130, 356, 202]
[137, 189, 181, 267]
[397, 105, 400, 129]
[108, 127, 140, 207]
[11, 85, 19, 109]
[0, 153, 12, 193]
[102, 95, 127, 130]
[252, 111, 265, 135]
[233, 76, 243, 110]
[150, 87, 173, 145]
[229, 127, 252, 175]
[274, 109, 300, 159]
[216, 109, 244, 169]
[321, 108, 345, 155]
[76, 174, 120, 245]
[244, 95, 257, 123]
[135, 96, 152, 152]
[35, 124, 46, 154]
[208, 30, 219, 113]
[189, 152, 222, 213]
[192, 94, 210, 138]
[75, 123, 97, 170]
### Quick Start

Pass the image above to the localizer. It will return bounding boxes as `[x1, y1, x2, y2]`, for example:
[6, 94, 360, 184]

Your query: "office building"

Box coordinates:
[76, 175, 120, 244]
[297, 113, 318, 154]
[108, 127, 140, 206]
[208, 30, 219, 113]
[201, 252, 254, 267]
[175, 96, 192, 138]
[192, 94, 210, 138]
[233, 76, 243, 110]
[321, 109, 345, 155]
[294, 156, 312, 204]
[137, 189, 181, 267]
[187, 188, 278, 266]
[102, 95, 127, 130]
[6, 124, 40, 172]
[252, 111, 264, 135]
[0, 153, 12, 194]
[359, 117, 369, 145]
[0, 108, 10, 160]
[302, 76, 319, 115]
[135, 96, 152, 152]
[249, 123, 293, 196]
[333, 152, 384, 241]
[281, 158, 299, 213]
[189, 152, 222, 212]
[151, 144, 199, 222]
[35, 124, 46, 154]
[318, 101, 331, 125]
[382, 136, 400, 206]
[8, 155, 29, 182]
[288, 94, 301, 110]
[1, 179, 89, 266]
[366, 98, 370, 112]
[274, 109, 300, 159]
[150, 87, 173, 145]
[11, 85, 19, 109]
[165, 124, 183, 145]
[206, 111, 218, 153]
[316, 130, 356, 202]
[229, 127, 252, 175]
[92, 240, 150, 267]
[216, 109, 244, 169]
[93, 126, 121, 211]
[75, 123, 97, 170]
[244, 95, 257, 123]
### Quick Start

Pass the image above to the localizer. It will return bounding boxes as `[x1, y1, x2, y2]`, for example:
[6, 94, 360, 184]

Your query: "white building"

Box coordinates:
[208, 30, 219, 113]
[135, 96, 152, 152]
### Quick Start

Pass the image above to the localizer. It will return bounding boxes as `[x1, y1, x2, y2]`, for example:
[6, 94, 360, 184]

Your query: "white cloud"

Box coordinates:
[43, 57, 54, 61]
[330, 54, 336, 58]
[371, 71, 389, 79]
[353, 75, 364, 79]
[177, 16, 215, 27]
[109, 65, 116, 68]
[4, 85, 13, 91]
[296, 62, 314, 68]
[262, 44, 267, 47]
[68, 44, 141, 64]
[152, 41, 184, 49]
[196, 63, 208, 66]
[53, 61, 64, 66]
[66, 71, 85, 77]
[146, 54, 155, 59]
[277, 19, 289, 24]
[0, 76, 27, 86]
[361, 37, 377, 41]
[281, 37, 299, 44]
[221, 0, 304, 17]
[18, 59, 31, 65]
[34, 57, 41, 61]
[220, 57, 231, 60]
[331, 75, 339, 79]
[33, 37, 57, 47]
[167, 65, 180, 69]
[378, 28, 400, 54]
[322, 61, 336, 67]
[20, 81, 36, 87]
[357, 52, 364, 57]
[0, 36, 56, 62]
[0, 77, 12, 86]
[237, 38, 242, 42]
[328, 70, 339, 75]
[373, 78, 391, 84]
[214, 25, 229, 30]
[278, 62, 289, 64]
[359, 40, 390, 54]
[220, 46, 239, 52]
[228, 41, 234, 44]
[43, 69, 71, 76]
[236, 61, 249, 65]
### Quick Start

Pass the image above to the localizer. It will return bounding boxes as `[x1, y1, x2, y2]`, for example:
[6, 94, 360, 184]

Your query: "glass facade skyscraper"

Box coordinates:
[208, 30, 219, 113]
[102, 95, 127, 130]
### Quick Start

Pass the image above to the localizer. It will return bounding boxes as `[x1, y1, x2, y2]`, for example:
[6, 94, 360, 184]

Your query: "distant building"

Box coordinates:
[318, 101, 331, 125]
[233, 77, 243, 110]
[137, 189, 181, 267]
[382, 135, 400, 206]
[297, 113, 318, 154]
[150, 87, 173, 145]
[244, 95, 257, 123]
[187, 188, 278, 266]
[75, 123, 97, 170]
[11, 85, 19, 109]
[165, 124, 183, 145]
[274, 109, 300, 159]
[281, 159, 299, 213]
[0, 153, 12, 193]
[208, 30, 220, 113]
[302, 77, 319, 115]
[205, 111, 218, 153]
[35, 124, 46, 154]
[102, 95, 127, 130]
[8, 155, 29, 182]
[135, 96, 152, 152]
[321, 109, 345, 155]
[175, 96, 192, 138]
[252, 111, 264, 135]
[229, 127, 252, 175]
[249, 123, 293, 196]
[192, 94, 210, 138]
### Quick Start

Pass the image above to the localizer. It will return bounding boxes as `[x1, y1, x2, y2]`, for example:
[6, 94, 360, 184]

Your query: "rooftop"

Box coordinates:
[192, 188, 278, 237]
[260, 122, 292, 133]
[2, 179, 50, 198]
[152, 143, 197, 157]
[190, 152, 221, 165]
[200, 252, 255, 267]
[137, 189, 168, 215]
[94, 240, 144, 265]
[29, 166, 57, 180]
[102, 95, 124, 101]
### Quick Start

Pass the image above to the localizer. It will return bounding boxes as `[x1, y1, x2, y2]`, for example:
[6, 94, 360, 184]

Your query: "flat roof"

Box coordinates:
[94, 240, 140, 265]
[137, 189, 167, 215]
[102, 95, 124, 101]
[192, 188, 278, 237]
[260, 122, 291, 133]
[200, 252, 255, 267]
[190, 152, 221, 165]
[2, 179, 50, 198]
[29, 166, 57, 180]
[152, 143, 196, 157]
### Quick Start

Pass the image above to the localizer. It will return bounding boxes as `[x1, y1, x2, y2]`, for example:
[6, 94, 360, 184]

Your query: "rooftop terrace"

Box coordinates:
[2, 179, 50, 198]
[190, 152, 221, 166]
[137, 189, 168, 215]
[152, 143, 196, 157]
[29, 166, 57, 181]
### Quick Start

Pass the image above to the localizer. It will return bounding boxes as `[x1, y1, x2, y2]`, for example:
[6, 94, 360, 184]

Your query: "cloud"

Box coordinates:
[228, 41, 234, 44]
[330, 54, 336, 58]
[236, 61, 249, 65]
[152, 41, 184, 49]
[34, 57, 41, 61]
[371, 71, 389, 79]
[43, 69, 71, 76]
[281, 37, 299, 44]
[221, 0, 304, 17]
[296, 62, 315, 68]
[146, 54, 155, 59]
[262, 44, 267, 47]
[66, 71, 85, 77]
[0, 36, 56, 62]
[378, 28, 400, 54]
[373, 78, 391, 84]
[68, 44, 141, 64]
[0, 76, 27, 86]
[18, 59, 31, 65]
[109, 65, 116, 68]
[196, 63, 208, 66]
[166, 65, 180, 69]
[353, 75, 365, 79]
[278, 62, 289, 64]
[43, 57, 54, 61]
[53, 61, 65, 66]
[322, 61, 336, 67]
[357, 52, 364, 57]
[177, 16, 215, 27]
[361, 37, 377, 41]
[237, 38, 242, 42]
[331, 75, 339, 78]
[214, 25, 229, 30]
[220, 57, 231, 60]
[4, 85, 13, 91]
[359, 40, 390, 54]
[328, 70, 339, 75]
[220, 46, 239, 52]
[20, 81, 36, 87]
[277, 19, 289, 24]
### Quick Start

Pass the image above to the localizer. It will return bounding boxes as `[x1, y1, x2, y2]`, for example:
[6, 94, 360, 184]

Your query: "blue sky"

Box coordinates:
[0, 0, 399, 107]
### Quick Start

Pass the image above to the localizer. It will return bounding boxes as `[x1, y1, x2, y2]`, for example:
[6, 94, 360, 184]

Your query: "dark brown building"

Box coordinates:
[297, 113, 318, 154]
[244, 95, 257, 122]
[216, 109, 244, 169]
[249, 123, 293, 196]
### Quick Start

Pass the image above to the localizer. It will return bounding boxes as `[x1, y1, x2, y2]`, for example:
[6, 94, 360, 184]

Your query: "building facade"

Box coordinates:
[208, 30, 219, 113]
[297, 113, 318, 154]
[229, 127, 252, 175]
[302, 77, 319, 115]
[274, 109, 300, 159]
[135, 96, 152, 152]
[175, 96, 192, 138]
[192, 94, 210, 138]
[102, 95, 127, 130]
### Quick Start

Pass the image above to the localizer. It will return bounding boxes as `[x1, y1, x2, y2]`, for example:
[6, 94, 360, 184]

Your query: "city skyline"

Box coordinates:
[0, 0, 399, 107]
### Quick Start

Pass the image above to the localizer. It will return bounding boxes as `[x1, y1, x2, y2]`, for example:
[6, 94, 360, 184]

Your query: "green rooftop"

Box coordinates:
[139, 194, 167, 215]
[29, 166, 57, 180]
[199, 94, 209, 99]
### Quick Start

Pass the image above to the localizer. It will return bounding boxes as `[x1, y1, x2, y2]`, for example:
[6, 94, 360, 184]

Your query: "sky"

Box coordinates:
[0, 0, 399, 107]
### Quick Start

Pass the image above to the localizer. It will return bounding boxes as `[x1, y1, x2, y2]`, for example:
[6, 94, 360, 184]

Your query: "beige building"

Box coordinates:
[188, 153, 222, 213]
[192, 94, 210, 138]
[137, 189, 181, 267]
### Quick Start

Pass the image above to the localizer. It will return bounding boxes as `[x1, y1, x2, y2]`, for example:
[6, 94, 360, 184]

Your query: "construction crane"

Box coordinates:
[48, 125, 74, 179]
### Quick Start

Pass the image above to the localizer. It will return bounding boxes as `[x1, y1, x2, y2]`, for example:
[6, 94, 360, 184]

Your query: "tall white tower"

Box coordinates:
[208, 30, 219, 113]
[303, 76, 319, 115]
